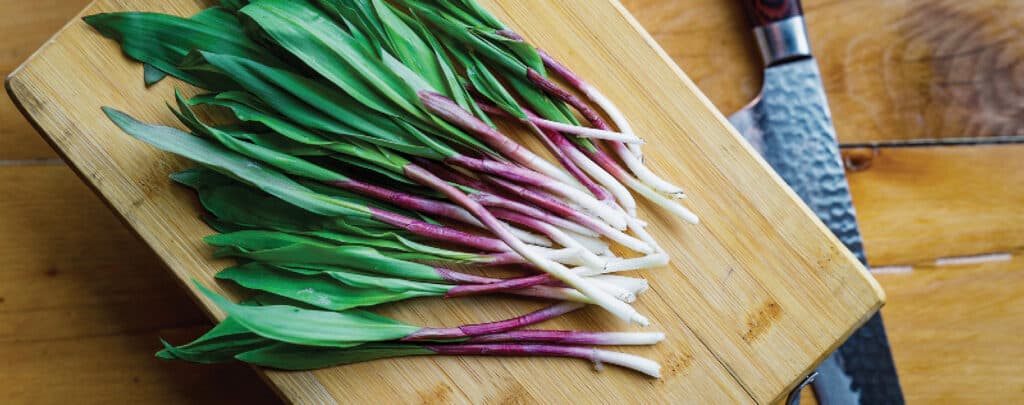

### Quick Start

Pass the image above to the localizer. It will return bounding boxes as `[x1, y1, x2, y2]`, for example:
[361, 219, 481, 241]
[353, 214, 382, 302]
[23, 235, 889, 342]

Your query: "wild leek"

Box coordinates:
[86, 0, 702, 376]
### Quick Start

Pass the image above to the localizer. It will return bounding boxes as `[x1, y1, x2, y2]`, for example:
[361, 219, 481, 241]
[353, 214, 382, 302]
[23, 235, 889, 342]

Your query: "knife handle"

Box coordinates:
[739, 0, 810, 66]
[740, 0, 803, 28]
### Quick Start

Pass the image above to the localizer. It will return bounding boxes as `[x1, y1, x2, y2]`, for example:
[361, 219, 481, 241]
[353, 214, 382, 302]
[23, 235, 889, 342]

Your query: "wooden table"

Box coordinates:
[2, 1, 1021, 403]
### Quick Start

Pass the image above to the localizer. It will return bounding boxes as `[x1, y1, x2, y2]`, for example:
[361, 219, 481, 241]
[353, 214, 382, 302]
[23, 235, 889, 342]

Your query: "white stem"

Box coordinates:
[591, 332, 665, 345]
[626, 215, 663, 253]
[539, 223, 606, 270]
[580, 253, 670, 276]
[519, 149, 588, 193]
[588, 277, 637, 303]
[514, 235, 648, 325]
[530, 117, 645, 144]
[615, 143, 686, 198]
[547, 217, 598, 237]
[553, 186, 628, 230]
[582, 83, 643, 160]
[565, 232, 611, 255]
[590, 349, 662, 378]
[625, 176, 699, 224]
[592, 275, 648, 295]
[508, 224, 552, 247]
[562, 141, 638, 216]
[591, 217, 653, 254]
[528, 246, 584, 265]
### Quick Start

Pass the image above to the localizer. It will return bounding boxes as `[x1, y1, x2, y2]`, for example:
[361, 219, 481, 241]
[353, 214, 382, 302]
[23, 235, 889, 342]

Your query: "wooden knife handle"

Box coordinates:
[740, 0, 804, 28]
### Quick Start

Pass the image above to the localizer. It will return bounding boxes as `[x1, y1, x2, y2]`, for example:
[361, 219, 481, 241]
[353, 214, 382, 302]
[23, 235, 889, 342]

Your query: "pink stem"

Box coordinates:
[413, 159, 591, 235]
[421, 343, 661, 377]
[420, 91, 562, 182]
[331, 179, 475, 226]
[412, 158, 504, 195]
[402, 302, 585, 340]
[367, 207, 506, 252]
[476, 102, 612, 202]
[483, 176, 606, 234]
[493, 31, 654, 191]
[434, 267, 507, 284]
[465, 330, 622, 345]
[445, 274, 553, 297]
[444, 154, 552, 189]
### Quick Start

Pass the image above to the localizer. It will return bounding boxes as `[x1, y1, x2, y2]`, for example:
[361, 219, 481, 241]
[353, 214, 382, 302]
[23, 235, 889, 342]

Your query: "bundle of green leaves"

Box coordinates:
[86, 0, 699, 376]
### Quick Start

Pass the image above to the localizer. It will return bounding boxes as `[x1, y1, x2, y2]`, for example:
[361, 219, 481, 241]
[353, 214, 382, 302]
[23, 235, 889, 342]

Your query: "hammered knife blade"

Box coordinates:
[728, 1, 904, 404]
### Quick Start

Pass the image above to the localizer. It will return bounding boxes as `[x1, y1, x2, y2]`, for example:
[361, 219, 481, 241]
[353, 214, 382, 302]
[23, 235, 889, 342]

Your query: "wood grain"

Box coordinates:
[846, 144, 1024, 266]
[876, 253, 1024, 403]
[0, 164, 276, 404]
[621, 0, 1024, 144]
[0, 0, 91, 160]
[6, 0, 883, 403]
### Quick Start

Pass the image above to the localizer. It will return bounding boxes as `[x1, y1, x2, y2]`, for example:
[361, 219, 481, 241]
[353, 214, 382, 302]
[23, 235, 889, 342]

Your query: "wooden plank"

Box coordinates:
[620, 0, 1024, 144]
[846, 144, 1024, 266]
[876, 254, 1024, 403]
[0, 164, 276, 404]
[0, 0, 91, 160]
[6, 0, 883, 403]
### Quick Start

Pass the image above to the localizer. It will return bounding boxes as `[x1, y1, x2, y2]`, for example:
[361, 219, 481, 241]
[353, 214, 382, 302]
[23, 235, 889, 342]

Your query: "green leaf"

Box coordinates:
[84, 9, 280, 90]
[170, 168, 410, 235]
[156, 317, 269, 363]
[196, 282, 422, 347]
[190, 92, 427, 168]
[236, 342, 433, 370]
[312, 0, 384, 53]
[371, 0, 447, 92]
[450, 0, 506, 30]
[475, 28, 545, 75]
[103, 107, 370, 218]
[217, 262, 446, 311]
[307, 265, 452, 293]
[172, 90, 347, 183]
[187, 52, 445, 159]
[205, 229, 465, 261]
[206, 238, 447, 282]
[220, 0, 250, 11]
[241, 0, 427, 121]
[143, 63, 167, 86]
[408, 5, 525, 76]
[465, 53, 525, 118]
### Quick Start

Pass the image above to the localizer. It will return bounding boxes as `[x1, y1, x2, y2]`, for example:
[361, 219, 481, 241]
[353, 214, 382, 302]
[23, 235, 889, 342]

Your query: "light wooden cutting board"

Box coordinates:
[6, 0, 883, 403]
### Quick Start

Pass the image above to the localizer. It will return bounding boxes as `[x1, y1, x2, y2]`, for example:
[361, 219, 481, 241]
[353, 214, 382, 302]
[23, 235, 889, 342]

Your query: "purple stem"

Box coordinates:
[420, 91, 543, 174]
[444, 154, 551, 189]
[495, 30, 585, 90]
[494, 30, 648, 189]
[421, 343, 660, 377]
[524, 69, 608, 131]
[484, 176, 608, 236]
[331, 179, 475, 226]
[401, 302, 585, 341]
[367, 207, 506, 252]
[412, 158, 504, 196]
[445, 273, 553, 298]
[476, 101, 612, 202]
[434, 267, 507, 284]
[465, 330, 619, 345]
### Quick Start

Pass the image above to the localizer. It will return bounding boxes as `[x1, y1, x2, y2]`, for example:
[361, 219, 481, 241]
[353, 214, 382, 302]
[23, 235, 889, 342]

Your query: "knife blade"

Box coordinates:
[728, 1, 904, 404]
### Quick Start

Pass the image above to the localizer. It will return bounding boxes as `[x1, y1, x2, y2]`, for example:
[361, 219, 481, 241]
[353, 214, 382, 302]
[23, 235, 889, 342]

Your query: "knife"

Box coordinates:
[727, 1, 904, 404]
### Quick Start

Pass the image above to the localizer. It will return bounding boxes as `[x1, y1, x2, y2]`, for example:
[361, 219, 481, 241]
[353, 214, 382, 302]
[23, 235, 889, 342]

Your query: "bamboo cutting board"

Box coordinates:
[6, 0, 883, 403]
